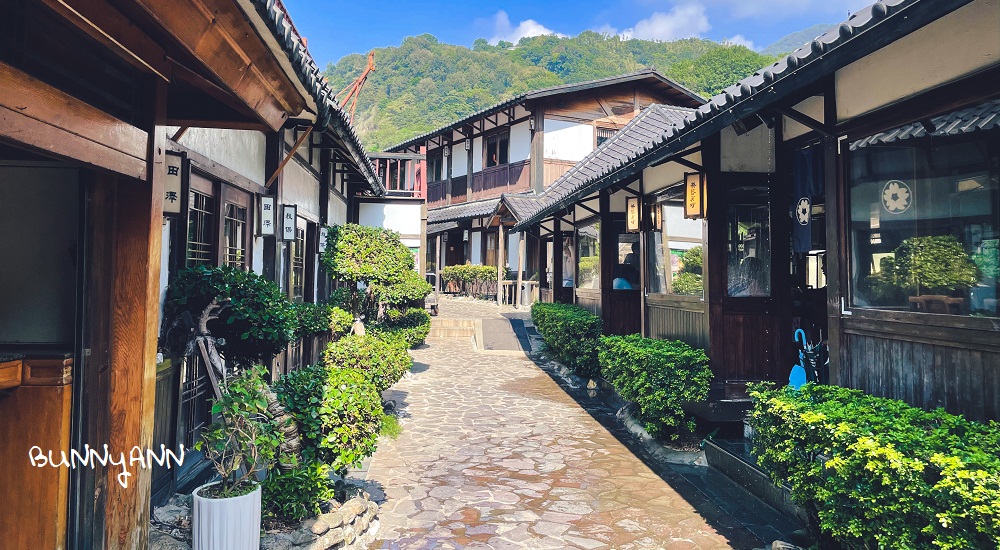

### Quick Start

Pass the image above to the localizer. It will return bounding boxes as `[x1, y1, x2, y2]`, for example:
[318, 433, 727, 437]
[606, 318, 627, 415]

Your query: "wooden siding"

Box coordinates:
[469, 160, 530, 201]
[575, 289, 601, 318]
[840, 316, 1000, 422]
[646, 295, 709, 350]
[543, 159, 576, 187]
[710, 310, 786, 382]
[605, 290, 642, 335]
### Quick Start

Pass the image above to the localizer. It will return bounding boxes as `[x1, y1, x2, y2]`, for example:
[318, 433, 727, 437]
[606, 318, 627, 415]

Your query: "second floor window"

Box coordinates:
[428, 151, 444, 182]
[186, 190, 215, 267]
[485, 130, 509, 168]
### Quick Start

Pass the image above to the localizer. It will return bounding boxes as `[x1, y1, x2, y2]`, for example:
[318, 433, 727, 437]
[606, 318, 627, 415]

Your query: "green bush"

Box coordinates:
[749, 383, 1000, 549]
[680, 246, 702, 275]
[371, 269, 433, 308]
[369, 308, 431, 349]
[530, 302, 602, 377]
[329, 306, 354, 337]
[440, 264, 498, 297]
[163, 266, 297, 366]
[274, 365, 382, 472]
[294, 302, 329, 338]
[877, 235, 980, 295]
[671, 272, 703, 296]
[322, 334, 412, 395]
[263, 462, 336, 522]
[598, 334, 711, 439]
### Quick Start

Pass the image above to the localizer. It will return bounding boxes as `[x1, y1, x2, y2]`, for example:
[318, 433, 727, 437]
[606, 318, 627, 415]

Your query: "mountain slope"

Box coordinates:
[760, 23, 839, 56]
[324, 32, 777, 151]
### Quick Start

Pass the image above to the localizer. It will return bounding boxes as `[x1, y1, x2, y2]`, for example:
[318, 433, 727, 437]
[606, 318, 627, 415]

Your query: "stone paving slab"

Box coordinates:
[366, 336, 798, 549]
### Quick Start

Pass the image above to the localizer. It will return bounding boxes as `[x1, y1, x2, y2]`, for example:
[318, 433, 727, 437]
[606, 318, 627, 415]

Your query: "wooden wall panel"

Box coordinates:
[842, 330, 1000, 422]
[575, 289, 601, 318]
[710, 312, 784, 382]
[647, 302, 709, 350]
[543, 159, 575, 187]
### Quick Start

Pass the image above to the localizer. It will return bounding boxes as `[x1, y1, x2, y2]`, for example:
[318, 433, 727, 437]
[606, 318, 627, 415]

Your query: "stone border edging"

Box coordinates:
[267, 493, 380, 550]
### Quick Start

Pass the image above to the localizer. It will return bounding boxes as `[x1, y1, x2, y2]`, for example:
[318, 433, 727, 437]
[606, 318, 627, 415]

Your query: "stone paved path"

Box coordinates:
[367, 327, 796, 549]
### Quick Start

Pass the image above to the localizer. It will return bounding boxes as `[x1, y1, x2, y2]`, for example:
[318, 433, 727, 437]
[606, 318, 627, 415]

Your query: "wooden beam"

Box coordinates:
[266, 126, 313, 188]
[131, 0, 305, 130]
[0, 61, 147, 179]
[170, 126, 188, 142]
[775, 106, 831, 137]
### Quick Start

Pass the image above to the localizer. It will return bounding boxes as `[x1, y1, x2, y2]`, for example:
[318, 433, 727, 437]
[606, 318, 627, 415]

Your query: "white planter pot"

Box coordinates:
[192, 482, 261, 550]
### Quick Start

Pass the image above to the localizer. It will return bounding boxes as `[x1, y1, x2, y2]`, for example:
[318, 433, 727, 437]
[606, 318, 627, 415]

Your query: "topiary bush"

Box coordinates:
[440, 264, 498, 298]
[598, 334, 711, 439]
[322, 334, 412, 395]
[262, 462, 336, 523]
[328, 305, 354, 337]
[163, 265, 297, 367]
[369, 307, 431, 349]
[371, 269, 433, 310]
[749, 383, 1000, 549]
[530, 302, 602, 377]
[293, 302, 330, 338]
[274, 365, 382, 472]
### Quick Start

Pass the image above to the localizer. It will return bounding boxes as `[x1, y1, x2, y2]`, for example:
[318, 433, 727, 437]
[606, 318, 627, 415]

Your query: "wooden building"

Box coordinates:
[512, 0, 1000, 420]
[385, 71, 704, 303]
[0, 0, 382, 548]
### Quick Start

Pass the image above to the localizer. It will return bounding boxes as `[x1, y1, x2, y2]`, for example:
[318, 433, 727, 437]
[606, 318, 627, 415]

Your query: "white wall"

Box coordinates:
[642, 148, 700, 193]
[783, 96, 825, 141]
[451, 144, 468, 177]
[507, 232, 520, 272]
[720, 125, 775, 173]
[165, 127, 267, 184]
[252, 236, 264, 274]
[283, 159, 320, 220]
[358, 202, 422, 237]
[472, 136, 484, 172]
[544, 119, 593, 162]
[836, 0, 1000, 121]
[328, 192, 347, 226]
[510, 121, 531, 162]
[470, 230, 482, 265]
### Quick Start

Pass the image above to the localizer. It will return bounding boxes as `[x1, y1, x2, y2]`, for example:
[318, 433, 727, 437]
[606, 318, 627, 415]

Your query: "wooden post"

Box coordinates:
[497, 226, 506, 305]
[516, 232, 526, 309]
[105, 79, 166, 550]
[445, 137, 453, 205]
[553, 218, 563, 303]
[530, 107, 545, 193]
[639, 175, 647, 337]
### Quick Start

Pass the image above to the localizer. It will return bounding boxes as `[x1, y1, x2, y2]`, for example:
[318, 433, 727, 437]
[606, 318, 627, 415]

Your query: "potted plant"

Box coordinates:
[192, 367, 284, 550]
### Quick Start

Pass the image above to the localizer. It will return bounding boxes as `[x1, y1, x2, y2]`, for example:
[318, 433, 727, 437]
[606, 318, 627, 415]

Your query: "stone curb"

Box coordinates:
[535, 354, 708, 468]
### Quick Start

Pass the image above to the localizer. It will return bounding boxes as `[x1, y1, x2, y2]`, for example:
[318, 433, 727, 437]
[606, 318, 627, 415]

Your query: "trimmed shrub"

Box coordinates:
[371, 269, 433, 309]
[598, 334, 711, 439]
[263, 462, 336, 522]
[163, 265, 297, 366]
[369, 308, 431, 349]
[530, 302, 602, 377]
[329, 306, 354, 337]
[274, 365, 382, 472]
[749, 383, 1000, 549]
[440, 264, 498, 297]
[322, 334, 412, 394]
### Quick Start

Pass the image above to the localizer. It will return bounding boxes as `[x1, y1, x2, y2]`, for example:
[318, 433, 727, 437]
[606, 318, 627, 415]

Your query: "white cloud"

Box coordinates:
[722, 34, 756, 50]
[619, 4, 711, 41]
[720, 0, 869, 19]
[489, 10, 566, 45]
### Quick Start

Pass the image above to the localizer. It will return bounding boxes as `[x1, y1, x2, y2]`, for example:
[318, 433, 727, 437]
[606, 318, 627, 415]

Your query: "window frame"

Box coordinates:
[484, 129, 510, 169]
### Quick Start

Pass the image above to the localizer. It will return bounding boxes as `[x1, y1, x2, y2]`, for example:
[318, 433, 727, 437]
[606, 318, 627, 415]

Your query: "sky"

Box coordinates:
[282, 0, 873, 69]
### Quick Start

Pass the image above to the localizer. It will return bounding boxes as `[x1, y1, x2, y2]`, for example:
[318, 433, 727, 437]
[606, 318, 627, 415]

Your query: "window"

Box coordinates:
[484, 232, 498, 266]
[485, 130, 509, 168]
[848, 115, 999, 317]
[186, 190, 215, 267]
[223, 203, 248, 268]
[596, 127, 617, 147]
[611, 219, 639, 290]
[577, 223, 600, 289]
[726, 189, 771, 297]
[290, 222, 306, 302]
[647, 202, 704, 297]
[561, 235, 575, 288]
[428, 150, 444, 182]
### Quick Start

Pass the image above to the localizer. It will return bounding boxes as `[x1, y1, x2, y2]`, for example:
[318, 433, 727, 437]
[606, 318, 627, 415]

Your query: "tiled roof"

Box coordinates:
[427, 198, 502, 224]
[387, 70, 705, 152]
[427, 221, 459, 235]
[511, 105, 694, 228]
[248, 0, 382, 194]
[512, 0, 974, 230]
[499, 193, 541, 222]
[851, 98, 1000, 149]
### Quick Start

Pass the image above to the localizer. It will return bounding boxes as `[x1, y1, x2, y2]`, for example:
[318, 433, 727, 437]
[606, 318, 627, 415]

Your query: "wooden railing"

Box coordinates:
[427, 159, 576, 209]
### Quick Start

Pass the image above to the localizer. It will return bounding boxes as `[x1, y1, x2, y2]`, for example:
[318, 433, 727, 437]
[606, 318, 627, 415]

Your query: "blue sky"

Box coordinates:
[283, 0, 873, 68]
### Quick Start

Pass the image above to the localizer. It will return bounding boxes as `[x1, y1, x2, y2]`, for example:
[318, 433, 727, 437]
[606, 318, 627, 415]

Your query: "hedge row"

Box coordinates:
[440, 264, 498, 298]
[599, 334, 711, 439]
[530, 302, 602, 377]
[368, 307, 431, 349]
[749, 383, 1000, 549]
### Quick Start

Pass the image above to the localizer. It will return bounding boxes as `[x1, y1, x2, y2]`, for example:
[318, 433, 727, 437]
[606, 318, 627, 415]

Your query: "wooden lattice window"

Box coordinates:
[186, 190, 215, 267]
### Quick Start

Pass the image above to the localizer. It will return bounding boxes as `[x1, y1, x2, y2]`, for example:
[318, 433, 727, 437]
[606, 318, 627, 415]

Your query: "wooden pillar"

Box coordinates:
[553, 218, 563, 303]
[497, 225, 506, 305]
[516, 231, 526, 309]
[445, 138, 453, 205]
[105, 78, 166, 550]
[824, 135, 842, 386]
[535, 227, 546, 300]
[599, 189, 611, 332]
[530, 106, 545, 193]
[638, 175, 647, 337]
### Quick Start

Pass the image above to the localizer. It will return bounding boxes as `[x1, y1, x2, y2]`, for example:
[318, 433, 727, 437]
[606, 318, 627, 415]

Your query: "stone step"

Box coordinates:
[428, 327, 475, 338]
[429, 319, 475, 328]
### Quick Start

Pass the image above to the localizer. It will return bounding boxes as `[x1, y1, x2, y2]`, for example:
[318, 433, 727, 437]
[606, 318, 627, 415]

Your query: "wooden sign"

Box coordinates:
[626, 196, 640, 233]
[281, 204, 297, 241]
[259, 196, 276, 236]
[684, 172, 706, 219]
[163, 153, 183, 214]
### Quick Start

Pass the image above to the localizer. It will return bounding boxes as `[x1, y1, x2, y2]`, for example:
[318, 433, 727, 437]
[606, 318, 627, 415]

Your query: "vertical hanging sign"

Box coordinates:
[259, 196, 276, 236]
[626, 196, 640, 232]
[684, 172, 707, 219]
[163, 153, 183, 214]
[281, 205, 297, 241]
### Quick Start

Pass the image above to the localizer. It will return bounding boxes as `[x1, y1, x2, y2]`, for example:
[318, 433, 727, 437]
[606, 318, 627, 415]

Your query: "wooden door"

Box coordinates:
[708, 174, 792, 396]
[603, 216, 642, 335]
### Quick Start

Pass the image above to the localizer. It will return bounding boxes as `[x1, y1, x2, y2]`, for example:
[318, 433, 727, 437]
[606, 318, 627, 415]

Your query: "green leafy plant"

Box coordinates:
[749, 383, 1000, 549]
[196, 366, 284, 498]
[680, 246, 703, 275]
[163, 266, 297, 366]
[371, 269, 433, 309]
[973, 239, 999, 280]
[329, 306, 354, 337]
[274, 365, 382, 472]
[322, 334, 412, 395]
[381, 412, 403, 439]
[369, 308, 431, 349]
[530, 302, 602, 377]
[263, 462, 337, 523]
[671, 272, 703, 296]
[440, 265, 498, 298]
[598, 334, 711, 439]
[877, 236, 980, 295]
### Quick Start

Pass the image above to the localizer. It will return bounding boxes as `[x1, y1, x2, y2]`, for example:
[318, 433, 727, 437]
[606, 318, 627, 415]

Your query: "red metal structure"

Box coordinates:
[335, 51, 375, 124]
